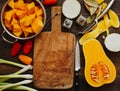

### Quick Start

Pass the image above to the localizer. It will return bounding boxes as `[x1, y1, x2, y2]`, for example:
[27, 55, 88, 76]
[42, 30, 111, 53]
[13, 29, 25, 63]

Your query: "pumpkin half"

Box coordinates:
[83, 39, 116, 87]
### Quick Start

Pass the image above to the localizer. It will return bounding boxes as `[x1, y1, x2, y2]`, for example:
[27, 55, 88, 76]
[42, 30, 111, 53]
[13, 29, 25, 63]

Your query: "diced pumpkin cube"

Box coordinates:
[20, 16, 27, 26]
[27, 2, 35, 15]
[24, 4, 28, 15]
[20, 24, 32, 37]
[15, 9, 25, 19]
[31, 17, 44, 34]
[8, 0, 14, 9]
[11, 10, 17, 19]
[24, 14, 35, 26]
[14, 0, 25, 10]
[21, 25, 29, 37]
[22, 30, 29, 37]
[37, 16, 43, 20]
[13, 23, 21, 32]
[22, 26, 33, 33]
[11, 18, 19, 26]
[13, 30, 22, 37]
[36, 8, 43, 16]
[3, 10, 14, 23]
[4, 20, 12, 30]
[35, 6, 40, 12]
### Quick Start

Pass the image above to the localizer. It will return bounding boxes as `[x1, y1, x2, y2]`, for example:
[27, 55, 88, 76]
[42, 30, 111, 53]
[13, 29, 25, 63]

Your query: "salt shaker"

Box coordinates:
[63, 18, 73, 29]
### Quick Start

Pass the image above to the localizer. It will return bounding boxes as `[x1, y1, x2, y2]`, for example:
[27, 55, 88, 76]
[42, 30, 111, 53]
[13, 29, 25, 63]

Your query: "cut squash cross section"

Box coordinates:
[83, 39, 116, 87]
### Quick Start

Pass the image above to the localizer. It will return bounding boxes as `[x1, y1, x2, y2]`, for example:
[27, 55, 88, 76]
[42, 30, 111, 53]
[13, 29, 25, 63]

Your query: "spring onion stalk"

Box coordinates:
[0, 74, 33, 79]
[0, 58, 33, 69]
[0, 80, 32, 91]
[8, 85, 38, 91]
[15, 65, 32, 74]
[0, 58, 35, 90]
[0, 65, 32, 82]
[0, 82, 38, 91]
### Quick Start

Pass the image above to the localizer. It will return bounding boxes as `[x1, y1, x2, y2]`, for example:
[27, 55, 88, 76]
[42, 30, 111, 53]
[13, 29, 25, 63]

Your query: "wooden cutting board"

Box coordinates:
[33, 6, 76, 89]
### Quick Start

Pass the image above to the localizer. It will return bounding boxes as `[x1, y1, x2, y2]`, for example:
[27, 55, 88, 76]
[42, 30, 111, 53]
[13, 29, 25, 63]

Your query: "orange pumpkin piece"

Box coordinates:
[35, 6, 40, 12]
[8, 0, 14, 9]
[4, 10, 14, 23]
[23, 27, 33, 33]
[11, 18, 18, 26]
[22, 30, 29, 37]
[15, 9, 25, 19]
[13, 30, 22, 37]
[19, 16, 26, 26]
[27, 2, 35, 15]
[4, 20, 12, 30]
[31, 17, 43, 34]
[14, 0, 25, 10]
[36, 8, 43, 17]
[13, 23, 21, 32]
[24, 14, 35, 26]
[21, 26, 33, 37]
[37, 16, 43, 20]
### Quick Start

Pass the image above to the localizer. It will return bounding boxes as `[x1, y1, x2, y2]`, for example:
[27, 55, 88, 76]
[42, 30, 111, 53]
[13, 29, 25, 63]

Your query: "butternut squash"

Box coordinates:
[83, 39, 116, 87]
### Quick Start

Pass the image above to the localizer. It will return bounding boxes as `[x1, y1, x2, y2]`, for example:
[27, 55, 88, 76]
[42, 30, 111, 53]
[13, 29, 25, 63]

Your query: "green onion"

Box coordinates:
[0, 82, 38, 91]
[0, 58, 33, 69]
[0, 74, 33, 79]
[0, 80, 32, 90]
[0, 65, 32, 82]
[8, 85, 38, 91]
[0, 58, 37, 90]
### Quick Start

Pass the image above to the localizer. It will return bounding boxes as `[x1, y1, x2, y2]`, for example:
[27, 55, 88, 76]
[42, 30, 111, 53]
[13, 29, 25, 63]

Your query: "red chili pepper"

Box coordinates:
[43, 0, 57, 5]
[23, 40, 33, 54]
[10, 42, 22, 57]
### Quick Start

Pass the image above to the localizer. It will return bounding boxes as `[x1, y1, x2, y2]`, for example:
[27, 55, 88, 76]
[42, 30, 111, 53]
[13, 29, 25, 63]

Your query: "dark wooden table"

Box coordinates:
[0, 0, 120, 91]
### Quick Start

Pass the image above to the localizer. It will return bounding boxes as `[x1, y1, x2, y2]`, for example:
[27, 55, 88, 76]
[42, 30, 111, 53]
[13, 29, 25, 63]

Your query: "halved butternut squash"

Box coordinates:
[83, 39, 116, 87]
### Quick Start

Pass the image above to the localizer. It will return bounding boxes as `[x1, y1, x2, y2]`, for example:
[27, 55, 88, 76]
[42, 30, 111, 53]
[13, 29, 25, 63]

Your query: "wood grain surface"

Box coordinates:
[33, 6, 75, 89]
[0, 0, 120, 91]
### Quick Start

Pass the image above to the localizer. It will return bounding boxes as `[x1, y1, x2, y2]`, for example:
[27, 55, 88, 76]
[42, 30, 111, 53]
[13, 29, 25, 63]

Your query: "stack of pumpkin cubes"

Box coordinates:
[3, 0, 44, 37]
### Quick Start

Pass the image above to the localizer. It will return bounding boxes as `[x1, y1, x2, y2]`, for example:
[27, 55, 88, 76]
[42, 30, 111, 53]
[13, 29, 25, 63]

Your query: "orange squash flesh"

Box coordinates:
[83, 39, 116, 87]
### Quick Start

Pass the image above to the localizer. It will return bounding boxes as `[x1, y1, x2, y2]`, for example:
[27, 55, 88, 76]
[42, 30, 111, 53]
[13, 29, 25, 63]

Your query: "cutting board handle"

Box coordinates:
[51, 6, 61, 33]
